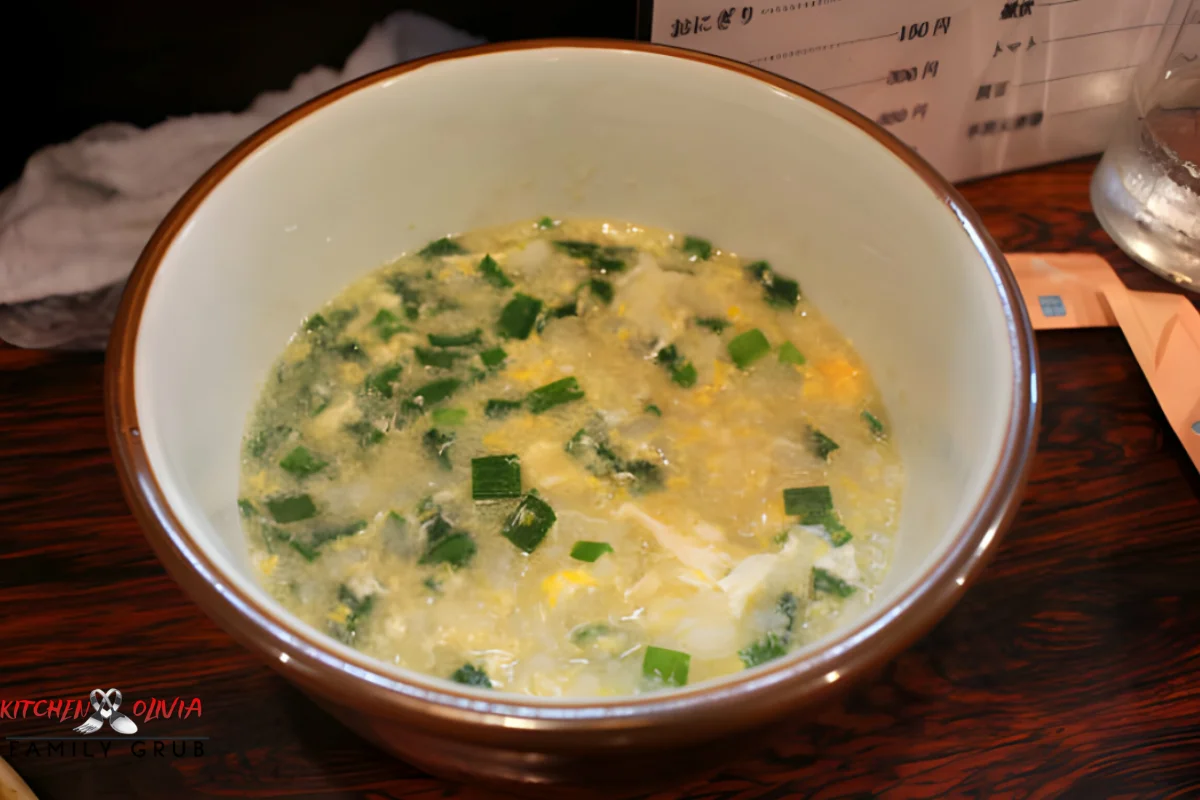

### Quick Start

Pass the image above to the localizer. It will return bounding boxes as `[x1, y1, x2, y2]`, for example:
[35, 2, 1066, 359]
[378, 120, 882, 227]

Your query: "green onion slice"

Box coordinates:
[501, 492, 556, 553]
[526, 377, 585, 414]
[728, 329, 771, 369]
[472, 455, 522, 500]
[478, 254, 514, 289]
[570, 541, 614, 562]
[812, 567, 856, 598]
[642, 646, 691, 686]
[278, 446, 327, 477]
[497, 293, 543, 340]
[418, 237, 466, 258]
[266, 494, 317, 523]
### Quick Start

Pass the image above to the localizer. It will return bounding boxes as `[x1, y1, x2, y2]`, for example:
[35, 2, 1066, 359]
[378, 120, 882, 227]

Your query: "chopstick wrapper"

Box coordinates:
[0, 12, 481, 349]
[1009, 253, 1200, 473]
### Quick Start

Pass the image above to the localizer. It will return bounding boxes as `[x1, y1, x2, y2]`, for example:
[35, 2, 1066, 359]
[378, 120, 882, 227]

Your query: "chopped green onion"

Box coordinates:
[654, 344, 678, 367]
[778, 591, 799, 631]
[739, 633, 788, 668]
[336, 584, 375, 637]
[822, 518, 854, 547]
[670, 362, 697, 388]
[552, 240, 634, 273]
[332, 340, 366, 362]
[766, 276, 800, 308]
[550, 301, 578, 319]
[369, 308, 411, 341]
[591, 254, 626, 273]
[246, 424, 291, 459]
[497, 293, 543, 340]
[783, 486, 833, 518]
[478, 254, 514, 289]
[809, 428, 840, 460]
[862, 410, 886, 438]
[405, 378, 462, 412]
[431, 407, 468, 426]
[268, 527, 319, 561]
[589, 278, 614, 304]
[622, 460, 664, 493]
[565, 426, 662, 494]
[450, 663, 492, 688]
[553, 240, 603, 259]
[778, 341, 806, 366]
[812, 567, 856, 598]
[385, 276, 423, 320]
[537, 216, 557, 229]
[642, 646, 690, 686]
[471, 455, 522, 500]
[266, 494, 317, 523]
[728, 329, 771, 369]
[655, 345, 698, 388]
[421, 511, 453, 543]
[783, 486, 851, 545]
[364, 364, 404, 397]
[501, 492, 557, 553]
[485, 398, 523, 419]
[526, 377, 585, 414]
[681, 235, 713, 261]
[535, 301, 577, 335]
[428, 329, 482, 347]
[422, 576, 441, 593]
[238, 498, 256, 518]
[279, 446, 327, 477]
[302, 385, 332, 418]
[644, 404, 662, 417]
[310, 520, 367, 547]
[420, 532, 476, 569]
[423, 429, 455, 471]
[745, 261, 800, 309]
[570, 541, 614, 562]
[415, 347, 465, 368]
[570, 622, 612, 645]
[305, 307, 358, 337]
[418, 237, 466, 259]
[344, 420, 385, 448]
[479, 347, 508, 368]
[695, 316, 729, 333]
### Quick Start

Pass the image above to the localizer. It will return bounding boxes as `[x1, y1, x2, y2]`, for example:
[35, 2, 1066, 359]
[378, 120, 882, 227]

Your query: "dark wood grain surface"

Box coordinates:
[2, 157, 1199, 799]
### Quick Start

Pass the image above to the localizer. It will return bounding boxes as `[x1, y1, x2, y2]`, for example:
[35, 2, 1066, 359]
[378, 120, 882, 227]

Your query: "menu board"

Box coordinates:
[641, 0, 1175, 181]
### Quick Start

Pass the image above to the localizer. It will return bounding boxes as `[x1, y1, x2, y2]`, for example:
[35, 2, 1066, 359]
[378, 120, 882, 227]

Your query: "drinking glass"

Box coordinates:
[1091, 0, 1200, 292]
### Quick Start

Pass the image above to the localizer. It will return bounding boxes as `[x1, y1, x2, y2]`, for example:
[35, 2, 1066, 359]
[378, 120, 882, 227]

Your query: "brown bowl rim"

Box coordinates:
[105, 38, 1039, 733]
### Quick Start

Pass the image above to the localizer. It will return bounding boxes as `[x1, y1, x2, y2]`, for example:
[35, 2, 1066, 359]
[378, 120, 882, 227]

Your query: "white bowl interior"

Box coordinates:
[134, 46, 1015, 692]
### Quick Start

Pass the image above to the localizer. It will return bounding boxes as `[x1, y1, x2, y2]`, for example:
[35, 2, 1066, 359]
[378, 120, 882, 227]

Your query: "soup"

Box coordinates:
[238, 218, 903, 696]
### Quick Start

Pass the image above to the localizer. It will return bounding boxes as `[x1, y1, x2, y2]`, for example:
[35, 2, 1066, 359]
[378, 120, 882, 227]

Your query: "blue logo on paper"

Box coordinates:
[1038, 295, 1066, 317]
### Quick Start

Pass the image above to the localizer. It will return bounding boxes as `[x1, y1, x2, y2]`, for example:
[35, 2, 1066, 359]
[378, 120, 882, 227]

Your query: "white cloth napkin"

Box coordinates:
[0, 12, 481, 348]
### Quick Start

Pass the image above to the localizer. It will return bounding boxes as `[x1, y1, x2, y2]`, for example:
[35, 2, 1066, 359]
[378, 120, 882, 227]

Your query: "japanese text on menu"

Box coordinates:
[649, 0, 1174, 181]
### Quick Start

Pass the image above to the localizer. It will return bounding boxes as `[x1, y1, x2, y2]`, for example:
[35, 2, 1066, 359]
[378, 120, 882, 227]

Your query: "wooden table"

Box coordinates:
[2, 157, 1198, 799]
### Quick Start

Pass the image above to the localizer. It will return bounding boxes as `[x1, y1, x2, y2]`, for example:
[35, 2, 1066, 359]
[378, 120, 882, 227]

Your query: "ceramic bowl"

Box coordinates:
[106, 40, 1038, 797]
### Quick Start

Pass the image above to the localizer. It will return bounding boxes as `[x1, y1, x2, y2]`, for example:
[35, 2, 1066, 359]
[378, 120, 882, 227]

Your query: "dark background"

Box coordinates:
[1, 1, 642, 187]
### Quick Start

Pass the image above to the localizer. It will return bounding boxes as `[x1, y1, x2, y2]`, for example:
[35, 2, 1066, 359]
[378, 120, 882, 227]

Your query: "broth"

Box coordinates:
[238, 218, 903, 696]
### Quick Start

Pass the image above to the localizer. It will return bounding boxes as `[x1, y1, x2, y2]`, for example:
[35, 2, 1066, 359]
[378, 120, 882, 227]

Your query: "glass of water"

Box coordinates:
[1091, 0, 1200, 292]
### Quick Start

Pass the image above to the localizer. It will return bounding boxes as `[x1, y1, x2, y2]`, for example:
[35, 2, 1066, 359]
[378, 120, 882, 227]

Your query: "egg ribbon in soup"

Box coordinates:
[238, 218, 903, 697]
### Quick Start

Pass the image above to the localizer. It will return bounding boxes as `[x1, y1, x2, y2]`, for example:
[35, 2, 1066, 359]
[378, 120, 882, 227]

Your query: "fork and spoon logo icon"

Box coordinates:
[72, 689, 138, 735]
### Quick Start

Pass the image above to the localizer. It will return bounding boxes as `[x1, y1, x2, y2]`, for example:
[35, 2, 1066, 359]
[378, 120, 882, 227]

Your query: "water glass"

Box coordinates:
[1091, 0, 1200, 292]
